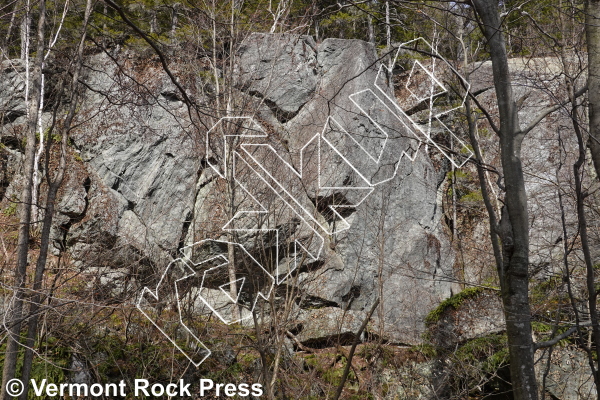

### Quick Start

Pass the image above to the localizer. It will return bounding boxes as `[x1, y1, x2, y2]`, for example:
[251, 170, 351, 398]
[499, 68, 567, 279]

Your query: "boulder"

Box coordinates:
[427, 288, 505, 346]
[0, 59, 27, 122]
[294, 307, 367, 347]
[0, 35, 456, 345]
[535, 347, 596, 400]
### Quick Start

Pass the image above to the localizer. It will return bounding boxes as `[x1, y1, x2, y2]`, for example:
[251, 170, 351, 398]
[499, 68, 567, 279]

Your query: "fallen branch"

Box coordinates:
[286, 330, 316, 353]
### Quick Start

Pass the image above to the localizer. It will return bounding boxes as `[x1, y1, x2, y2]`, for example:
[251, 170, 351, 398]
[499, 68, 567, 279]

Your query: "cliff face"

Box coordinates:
[4, 32, 598, 400]
[1, 34, 455, 345]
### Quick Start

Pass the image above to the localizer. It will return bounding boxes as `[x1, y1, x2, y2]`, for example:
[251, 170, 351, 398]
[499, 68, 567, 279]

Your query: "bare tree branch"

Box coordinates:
[535, 321, 592, 350]
[520, 84, 588, 137]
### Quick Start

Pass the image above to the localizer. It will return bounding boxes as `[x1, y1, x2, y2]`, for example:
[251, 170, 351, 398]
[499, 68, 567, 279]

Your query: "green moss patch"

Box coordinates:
[425, 287, 484, 325]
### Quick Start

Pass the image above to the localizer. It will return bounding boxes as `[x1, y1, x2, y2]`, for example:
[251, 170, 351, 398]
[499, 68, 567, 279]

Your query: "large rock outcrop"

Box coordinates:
[0, 34, 455, 344]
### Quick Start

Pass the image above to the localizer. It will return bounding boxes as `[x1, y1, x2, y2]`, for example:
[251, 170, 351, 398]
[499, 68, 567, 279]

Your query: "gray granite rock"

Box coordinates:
[235, 33, 318, 120]
[243, 35, 454, 344]
[536, 347, 596, 400]
[0, 36, 455, 346]
[428, 289, 505, 346]
[0, 59, 27, 122]
[295, 307, 367, 346]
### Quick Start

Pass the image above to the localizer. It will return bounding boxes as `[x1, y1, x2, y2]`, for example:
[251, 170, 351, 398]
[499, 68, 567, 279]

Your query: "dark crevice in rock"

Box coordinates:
[296, 293, 339, 309]
[1, 110, 26, 124]
[251, 220, 302, 255]
[82, 176, 92, 195]
[183, 235, 228, 265]
[177, 210, 193, 252]
[277, 257, 325, 282]
[200, 156, 217, 170]
[310, 193, 356, 223]
[246, 89, 301, 124]
[341, 285, 361, 310]
[111, 176, 120, 191]
[294, 259, 325, 275]
[298, 333, 357, 349]
[110, 167, 139, 211]
[263, 98, 297, 124]
[151, 134, 168, 148]
[1, 135, 22, 152]
[251, 244, 279, 276]
[161, 91, 181, 102]
[0, 182, 7, 203]
[69, 136, 82, 152]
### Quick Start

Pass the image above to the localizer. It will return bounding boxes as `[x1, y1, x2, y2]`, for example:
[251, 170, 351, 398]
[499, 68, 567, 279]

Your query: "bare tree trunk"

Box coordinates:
[150, 9, 158, 34]
[170, 3, 179, 38]
[226, 156, 241, 322]
[2, 1, 17, 53]
[586, 0, 600, 178]
[18, 1, 93, 397]
[30, 72, 44, 226]
[31, 0, 69, 228]
[0, 1, 45, 398]
[471, 1, 538, 399]
[570, 84, 600, 397]
[366, 1, 375, 45]
[385, 0, 391, 67]
[19, 3, 30, 61]
[457, 8, 503, 273]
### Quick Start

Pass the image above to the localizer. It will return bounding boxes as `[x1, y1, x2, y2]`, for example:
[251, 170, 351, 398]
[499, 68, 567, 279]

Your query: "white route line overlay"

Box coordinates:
[136, 258, 211, 367]
[179, 239, 275, 325]
[137, 37, 473, 366]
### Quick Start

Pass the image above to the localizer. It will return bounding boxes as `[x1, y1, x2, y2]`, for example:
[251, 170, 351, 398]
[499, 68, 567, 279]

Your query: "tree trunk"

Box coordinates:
[0, 2, 45, 399]
[170, 3, 179, 38]
[18, 1, 93, 397]
[570, 83, 600, 397]
[19, 5, 30, 61]
[3, 1, 17, 51]
[472, 1, 538, 399]
[587, 0, 600, 178]
[226, 136, 240, 322]
[385, 1, 391, 67]
[367, 15, 375, 44]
